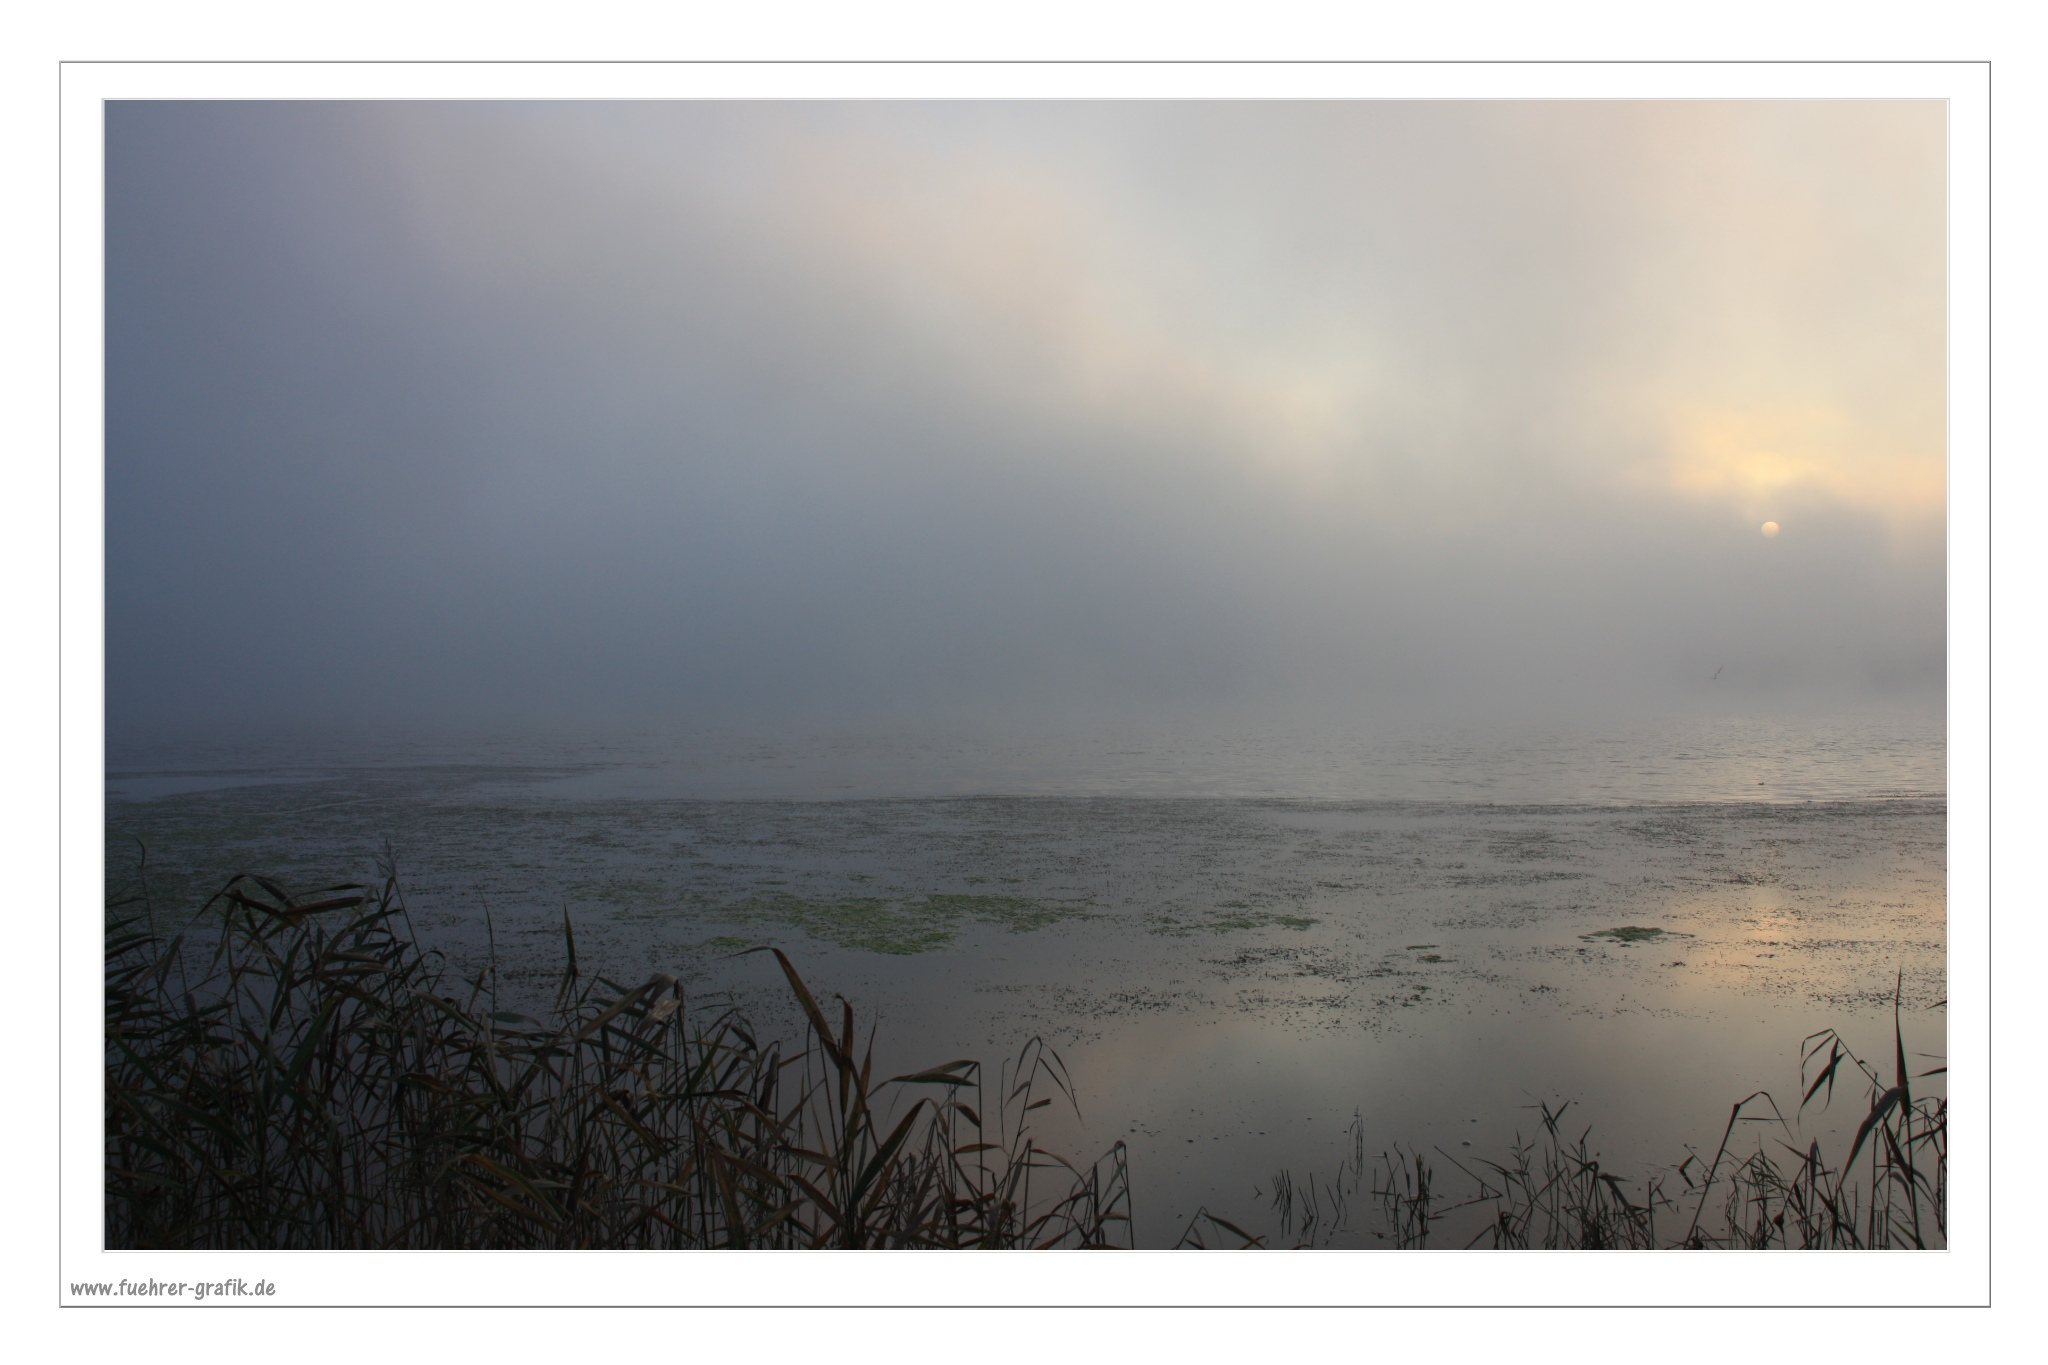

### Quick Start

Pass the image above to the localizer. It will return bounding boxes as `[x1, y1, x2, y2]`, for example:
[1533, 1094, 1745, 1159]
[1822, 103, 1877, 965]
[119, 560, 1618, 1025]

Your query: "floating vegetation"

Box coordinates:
[715, 891, 1091, 955]
[1580, 925, 1692, 944]
[918, 892, 1077, 932]
[1152, 907, 1320, 937]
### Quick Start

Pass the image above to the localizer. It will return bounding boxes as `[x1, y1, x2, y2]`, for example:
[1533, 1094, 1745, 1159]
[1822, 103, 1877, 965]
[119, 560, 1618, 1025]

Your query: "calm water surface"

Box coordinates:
[107, 710, 1942, 804]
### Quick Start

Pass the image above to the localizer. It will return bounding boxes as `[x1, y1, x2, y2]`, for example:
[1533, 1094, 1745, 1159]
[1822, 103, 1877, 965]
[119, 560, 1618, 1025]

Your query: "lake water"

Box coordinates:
[104, 709, 1946, 1246]
[108, 709, 1943, 805]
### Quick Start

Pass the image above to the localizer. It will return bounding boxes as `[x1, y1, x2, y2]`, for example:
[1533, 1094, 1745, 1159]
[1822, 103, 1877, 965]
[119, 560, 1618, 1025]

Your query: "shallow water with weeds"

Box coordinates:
[106, 760, 1945, 1247]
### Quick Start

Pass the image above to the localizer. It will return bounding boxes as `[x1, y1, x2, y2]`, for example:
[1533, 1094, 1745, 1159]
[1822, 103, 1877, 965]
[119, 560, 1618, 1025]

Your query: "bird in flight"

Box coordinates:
[1711, 665, 1724, 681]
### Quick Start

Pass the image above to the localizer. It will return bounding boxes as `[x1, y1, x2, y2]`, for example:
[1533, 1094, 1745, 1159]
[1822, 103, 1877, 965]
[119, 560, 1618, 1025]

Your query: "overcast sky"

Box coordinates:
[105, 101, 1945, 743]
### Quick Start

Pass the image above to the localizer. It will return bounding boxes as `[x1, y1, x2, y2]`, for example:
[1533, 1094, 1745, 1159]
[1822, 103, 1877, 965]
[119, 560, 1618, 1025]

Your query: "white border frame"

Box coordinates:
[57, 61, 1991, 1309]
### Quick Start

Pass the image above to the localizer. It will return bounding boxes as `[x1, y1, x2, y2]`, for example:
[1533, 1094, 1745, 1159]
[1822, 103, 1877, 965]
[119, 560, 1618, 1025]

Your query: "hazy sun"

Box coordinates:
[1761, 521, 1781, 538]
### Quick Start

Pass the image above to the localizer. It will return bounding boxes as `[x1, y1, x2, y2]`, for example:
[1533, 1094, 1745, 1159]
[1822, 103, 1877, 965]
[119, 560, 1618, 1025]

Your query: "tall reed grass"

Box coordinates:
[105, 868, 1131, 1248]
[1253, 993, 1946, 1249]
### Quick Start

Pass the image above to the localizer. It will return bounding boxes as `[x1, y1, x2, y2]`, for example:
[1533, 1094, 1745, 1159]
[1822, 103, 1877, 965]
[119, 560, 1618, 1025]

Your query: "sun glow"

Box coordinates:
[1657, 404, 1941, 529]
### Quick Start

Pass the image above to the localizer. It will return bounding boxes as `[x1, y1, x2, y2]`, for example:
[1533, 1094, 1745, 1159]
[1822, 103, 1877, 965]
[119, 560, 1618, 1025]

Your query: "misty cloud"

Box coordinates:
[104, 101, 1945, 744]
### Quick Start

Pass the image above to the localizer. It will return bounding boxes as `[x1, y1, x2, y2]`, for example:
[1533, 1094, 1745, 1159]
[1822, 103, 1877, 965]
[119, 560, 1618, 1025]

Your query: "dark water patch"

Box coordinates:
[1580, 926, 1693, 944]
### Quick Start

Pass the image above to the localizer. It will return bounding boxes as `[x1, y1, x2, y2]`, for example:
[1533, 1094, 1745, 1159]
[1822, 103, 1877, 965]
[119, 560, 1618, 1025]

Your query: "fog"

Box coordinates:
[104, 101, 1945, 749]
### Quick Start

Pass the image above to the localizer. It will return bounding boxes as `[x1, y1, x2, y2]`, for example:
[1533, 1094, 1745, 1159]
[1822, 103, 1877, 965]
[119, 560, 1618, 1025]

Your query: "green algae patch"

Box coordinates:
[915, 893, 1080, 934]
[724, 894, 942, 955]
[695, 934, 752, 952]
[717, 892, 1090, 955]
[1580, 926, 1691, 944]
[1150, 907, 1320, 937]
[565, 876, 686, 917]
